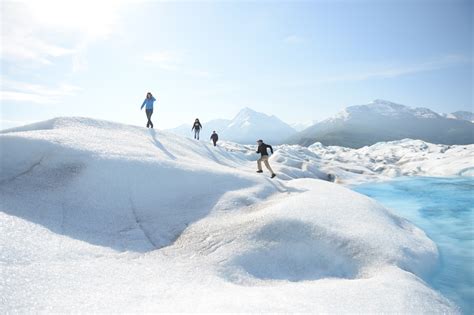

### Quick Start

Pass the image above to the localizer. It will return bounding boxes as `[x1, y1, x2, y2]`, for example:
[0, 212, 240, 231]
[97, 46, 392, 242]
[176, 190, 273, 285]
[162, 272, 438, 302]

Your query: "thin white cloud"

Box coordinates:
[143, 51, 184, 71]
[1, 0, 129, 112]
[321, 54, 471, 83]
[1, 0, 128, 69]
[284, 35, 306, 44]
[270, 54, 471, 89]
[2, 37, 76, 65]
[143, 50, 213, 78]
[185, 69, 213, 78]
[0, 77, 82, 104]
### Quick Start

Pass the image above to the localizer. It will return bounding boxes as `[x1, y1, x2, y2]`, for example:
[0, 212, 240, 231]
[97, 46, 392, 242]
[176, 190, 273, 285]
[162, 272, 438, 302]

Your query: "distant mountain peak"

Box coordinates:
[287, 99, 474, 148]
[236, 107, 258, 116]
[364, 99, 408, 113]
[241, 106, 255, 112]
[233, 107, 260, 121]
[343, 99, 441, 119]
[371, 99, 405, 106]
[168, 107, 296, 144]
[449, 111, 474, 122]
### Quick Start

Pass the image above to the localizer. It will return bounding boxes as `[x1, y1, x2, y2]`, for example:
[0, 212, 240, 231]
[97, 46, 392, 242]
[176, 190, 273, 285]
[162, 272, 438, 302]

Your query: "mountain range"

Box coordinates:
[286, 99, 474, 148]
[168, 100, 473, 147]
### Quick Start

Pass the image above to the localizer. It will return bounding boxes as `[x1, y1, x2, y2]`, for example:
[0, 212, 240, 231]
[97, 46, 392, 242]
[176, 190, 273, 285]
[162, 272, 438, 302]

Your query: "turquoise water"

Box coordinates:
[354, 177, 474, 315]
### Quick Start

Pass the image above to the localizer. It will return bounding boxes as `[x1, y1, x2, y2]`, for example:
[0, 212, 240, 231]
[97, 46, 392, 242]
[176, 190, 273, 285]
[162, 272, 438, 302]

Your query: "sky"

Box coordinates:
[1, 0, 472, 130]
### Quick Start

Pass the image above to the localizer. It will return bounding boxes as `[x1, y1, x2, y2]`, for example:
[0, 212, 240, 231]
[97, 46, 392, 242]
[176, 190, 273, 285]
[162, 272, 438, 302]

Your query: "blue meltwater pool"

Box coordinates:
[354, 177, 473, 314]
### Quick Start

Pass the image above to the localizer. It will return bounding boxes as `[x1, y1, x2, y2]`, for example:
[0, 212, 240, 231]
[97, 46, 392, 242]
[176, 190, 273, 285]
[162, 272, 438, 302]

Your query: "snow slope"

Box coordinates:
[168, 107, 296, 144]
[287, 99, 474, 147]
[0, 117, 459, 313]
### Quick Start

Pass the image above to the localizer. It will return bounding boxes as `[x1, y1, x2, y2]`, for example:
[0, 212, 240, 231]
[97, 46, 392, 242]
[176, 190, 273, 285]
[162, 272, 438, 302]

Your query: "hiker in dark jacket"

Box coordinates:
[256, 139, 276, 178]
[210, 131, 219, 147]
[192, 118, 202, 140]
[140, 92, 156, 128]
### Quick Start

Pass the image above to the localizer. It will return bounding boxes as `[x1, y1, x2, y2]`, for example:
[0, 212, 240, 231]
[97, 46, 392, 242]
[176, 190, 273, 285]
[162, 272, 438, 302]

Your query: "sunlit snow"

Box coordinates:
[0, 117, 467, 313]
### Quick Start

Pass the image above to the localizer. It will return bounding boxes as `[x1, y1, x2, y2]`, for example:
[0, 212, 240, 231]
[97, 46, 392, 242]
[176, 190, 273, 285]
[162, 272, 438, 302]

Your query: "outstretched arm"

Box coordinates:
[268, 145, 274, 154]
[140, 99, 146, 110]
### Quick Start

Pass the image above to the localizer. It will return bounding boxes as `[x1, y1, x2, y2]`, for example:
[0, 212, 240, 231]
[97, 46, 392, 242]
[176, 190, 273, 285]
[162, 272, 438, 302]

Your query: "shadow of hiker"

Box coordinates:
[150, 129, 176, 160]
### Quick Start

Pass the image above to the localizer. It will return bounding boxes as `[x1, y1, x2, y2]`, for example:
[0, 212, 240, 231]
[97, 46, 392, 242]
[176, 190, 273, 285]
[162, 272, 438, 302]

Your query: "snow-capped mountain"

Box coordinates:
[441, 110, 474, 123]
[287, 99, 474, 148]
[169, 107, 296, 144]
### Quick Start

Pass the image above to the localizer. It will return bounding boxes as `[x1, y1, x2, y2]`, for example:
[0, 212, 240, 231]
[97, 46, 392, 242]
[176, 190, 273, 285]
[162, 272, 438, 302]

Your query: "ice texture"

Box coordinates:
[0, 117, 462, 313]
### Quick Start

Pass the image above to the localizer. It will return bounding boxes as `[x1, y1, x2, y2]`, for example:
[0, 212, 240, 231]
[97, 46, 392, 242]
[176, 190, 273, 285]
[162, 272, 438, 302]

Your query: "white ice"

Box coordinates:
[270, 139, 473, 185]
[0, 117, 464, 313]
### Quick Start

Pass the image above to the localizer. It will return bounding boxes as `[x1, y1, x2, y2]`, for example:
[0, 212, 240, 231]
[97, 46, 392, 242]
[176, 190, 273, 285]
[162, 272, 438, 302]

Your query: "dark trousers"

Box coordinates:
[146, 109, 153, 128]
[194, 129, 200, 140]
[212, 140, 217, 147]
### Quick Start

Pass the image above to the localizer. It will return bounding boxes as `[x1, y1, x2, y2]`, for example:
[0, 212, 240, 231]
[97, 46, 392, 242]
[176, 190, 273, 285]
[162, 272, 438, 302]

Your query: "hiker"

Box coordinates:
[140, 92, 156, 128]
[192, 118, 202, 140]
[210, 131, 219, 147]
[256, 139, 276, 178]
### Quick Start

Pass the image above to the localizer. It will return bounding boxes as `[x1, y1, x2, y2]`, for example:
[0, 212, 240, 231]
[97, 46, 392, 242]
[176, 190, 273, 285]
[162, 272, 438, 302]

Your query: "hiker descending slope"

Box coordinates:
[210, 131, 219, 146]
[140, 92, 156, 128]
[192, 118, 202, 140]
[256, 139, 276, 178]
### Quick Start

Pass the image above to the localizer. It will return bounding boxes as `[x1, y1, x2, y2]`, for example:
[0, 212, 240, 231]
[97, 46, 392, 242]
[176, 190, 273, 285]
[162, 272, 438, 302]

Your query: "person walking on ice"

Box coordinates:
[140, 92, 156, 128]
[192, 118, 202, 140]
[256, 139, 276, 178]
[210, 131, 219, 147]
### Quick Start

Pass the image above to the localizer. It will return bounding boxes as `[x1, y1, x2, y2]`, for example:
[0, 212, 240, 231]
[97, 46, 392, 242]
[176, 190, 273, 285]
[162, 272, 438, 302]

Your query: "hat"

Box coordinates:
[257, 139, 263, 143]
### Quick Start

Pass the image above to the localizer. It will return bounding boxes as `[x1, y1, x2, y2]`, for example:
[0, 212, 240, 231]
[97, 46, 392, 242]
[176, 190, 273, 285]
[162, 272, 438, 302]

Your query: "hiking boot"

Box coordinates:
[271, 173, 276, 178]
[256, 170, 263, 173]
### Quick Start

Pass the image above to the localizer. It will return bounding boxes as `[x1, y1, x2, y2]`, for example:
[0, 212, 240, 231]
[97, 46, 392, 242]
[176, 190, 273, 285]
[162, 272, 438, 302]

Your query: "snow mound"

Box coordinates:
[1, 117, 274, 251]
[220, 179, 438, 284]
[226, 218, 359, 282]
[0, 118, 459, 313]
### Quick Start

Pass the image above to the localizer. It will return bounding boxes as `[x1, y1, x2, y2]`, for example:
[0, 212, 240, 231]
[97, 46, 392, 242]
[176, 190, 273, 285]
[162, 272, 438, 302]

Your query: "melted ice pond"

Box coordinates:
[354, 177, 474, 314]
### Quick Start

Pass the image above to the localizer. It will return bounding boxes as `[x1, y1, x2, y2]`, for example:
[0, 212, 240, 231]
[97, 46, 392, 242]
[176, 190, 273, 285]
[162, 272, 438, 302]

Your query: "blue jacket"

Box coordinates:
[141, 96, 156, 110]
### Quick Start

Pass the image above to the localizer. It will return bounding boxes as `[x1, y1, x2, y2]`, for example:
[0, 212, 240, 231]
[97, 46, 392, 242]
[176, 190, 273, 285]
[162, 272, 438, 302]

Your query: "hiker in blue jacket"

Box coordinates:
[140, 92, 156, 128]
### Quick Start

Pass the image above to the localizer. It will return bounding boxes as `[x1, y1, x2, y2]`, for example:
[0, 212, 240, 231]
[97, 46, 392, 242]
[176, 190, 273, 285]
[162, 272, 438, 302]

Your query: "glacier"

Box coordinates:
[0, 117, 467, 313]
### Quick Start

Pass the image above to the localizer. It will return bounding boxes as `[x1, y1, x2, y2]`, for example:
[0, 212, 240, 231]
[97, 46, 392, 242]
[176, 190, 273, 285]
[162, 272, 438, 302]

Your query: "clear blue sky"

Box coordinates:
[1, 0, 472, 129]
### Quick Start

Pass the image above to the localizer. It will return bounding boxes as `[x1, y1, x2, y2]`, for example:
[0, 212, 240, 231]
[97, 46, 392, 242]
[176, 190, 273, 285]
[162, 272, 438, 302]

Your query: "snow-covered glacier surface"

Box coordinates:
[0, 117, 463, 313]
[269, 139, 473, 185]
